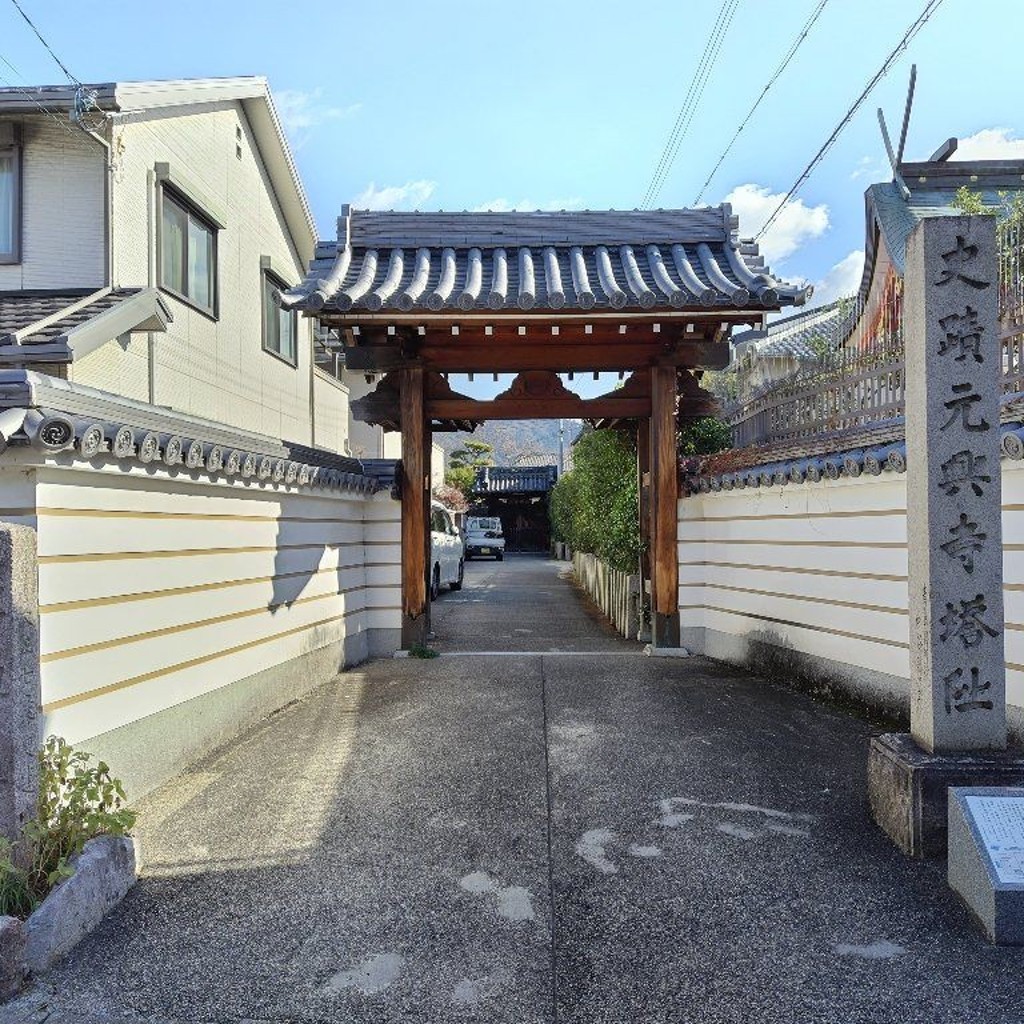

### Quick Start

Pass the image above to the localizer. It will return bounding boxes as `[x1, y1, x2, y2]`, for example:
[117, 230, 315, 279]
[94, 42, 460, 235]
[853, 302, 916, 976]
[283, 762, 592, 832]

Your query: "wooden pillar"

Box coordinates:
[650, 365, 680, 647]
[401, 366, 429, 648]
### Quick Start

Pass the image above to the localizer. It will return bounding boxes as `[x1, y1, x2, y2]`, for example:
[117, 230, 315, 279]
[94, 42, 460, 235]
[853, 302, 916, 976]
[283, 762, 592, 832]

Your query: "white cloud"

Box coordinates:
[723, 183, 829, 264]
[811, 250, 864, 307]
[471, 197, 585, 213]
[352, 180, 438, 211]
[274, 88, 361, 146]
[952, 128, 1024, 161]
[850, 155, 888, 182]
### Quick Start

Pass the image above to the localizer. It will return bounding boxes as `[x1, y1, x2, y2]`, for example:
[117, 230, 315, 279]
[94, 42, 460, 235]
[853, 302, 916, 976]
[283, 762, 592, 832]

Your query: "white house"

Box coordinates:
[0, 76, 370, 452]
[0, 79, 411, 808]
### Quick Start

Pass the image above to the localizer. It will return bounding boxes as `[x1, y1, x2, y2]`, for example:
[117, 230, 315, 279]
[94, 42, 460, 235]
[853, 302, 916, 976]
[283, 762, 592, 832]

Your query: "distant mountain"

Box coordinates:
[434, 419, 580, 467]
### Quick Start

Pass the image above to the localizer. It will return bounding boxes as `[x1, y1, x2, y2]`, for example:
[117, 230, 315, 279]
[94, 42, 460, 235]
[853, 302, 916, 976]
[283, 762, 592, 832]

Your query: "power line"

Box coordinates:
[8, 0, 79, 84]
[0, 51, 76, 137]
[754, 0, 946, 243]
[641, 0, 738, 209]
[692, 0, 830, 206]
[640, 0, 741, 210]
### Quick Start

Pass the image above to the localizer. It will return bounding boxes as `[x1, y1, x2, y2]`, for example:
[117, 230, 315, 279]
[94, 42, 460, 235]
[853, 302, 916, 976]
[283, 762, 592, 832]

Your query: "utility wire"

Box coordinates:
[692, 0, 830, 205]
[7, 0, 79, 84]
[640, 0, 740, 210]
[754, 0, 945, 242]
[0, 51, 76, 136]
[642, 0, 738, 208]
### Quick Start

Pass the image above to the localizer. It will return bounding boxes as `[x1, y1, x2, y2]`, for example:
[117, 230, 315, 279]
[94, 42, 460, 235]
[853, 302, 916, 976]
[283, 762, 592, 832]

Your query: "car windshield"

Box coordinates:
[472, 518, 502, 533]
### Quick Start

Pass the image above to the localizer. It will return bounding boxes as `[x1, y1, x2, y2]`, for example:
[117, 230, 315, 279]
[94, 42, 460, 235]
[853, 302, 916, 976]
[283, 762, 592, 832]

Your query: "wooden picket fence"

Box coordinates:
[572, 551, 641, 640]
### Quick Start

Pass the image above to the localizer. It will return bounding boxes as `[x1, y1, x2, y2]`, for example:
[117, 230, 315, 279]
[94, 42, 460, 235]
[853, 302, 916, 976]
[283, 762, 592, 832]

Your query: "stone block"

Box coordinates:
[23, 835, 137, 974]
[905, 215, 1005, 752]
[948, 787, 1024, 943]
[868, 733, 1024, 858]
[0, 915, 26, 1001]
[0, 524, 41, 842]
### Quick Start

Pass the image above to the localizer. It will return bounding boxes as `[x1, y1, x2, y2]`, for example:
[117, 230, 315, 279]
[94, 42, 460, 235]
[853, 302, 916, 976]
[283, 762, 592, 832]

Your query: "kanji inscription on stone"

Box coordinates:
[906, 215, 1006, 753]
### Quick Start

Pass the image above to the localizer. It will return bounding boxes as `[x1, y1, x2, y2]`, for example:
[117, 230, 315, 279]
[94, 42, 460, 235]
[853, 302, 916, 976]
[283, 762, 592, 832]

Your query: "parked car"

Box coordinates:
[464, 516, 505, 561]
[430, 502, 464, 598]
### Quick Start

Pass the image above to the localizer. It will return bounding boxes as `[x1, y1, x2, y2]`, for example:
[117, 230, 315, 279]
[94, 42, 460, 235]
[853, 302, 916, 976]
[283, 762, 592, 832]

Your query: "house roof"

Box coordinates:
[0, 288, 172, 365]
[0, 77, 317, 265]
[732, 300, 854, 362]
[860, 155, 1024, 299]
[281, 206, 812, 316]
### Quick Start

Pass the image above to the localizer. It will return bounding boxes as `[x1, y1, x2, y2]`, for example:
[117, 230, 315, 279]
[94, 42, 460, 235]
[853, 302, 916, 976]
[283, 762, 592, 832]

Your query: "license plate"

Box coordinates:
[480, 548, 491, 554]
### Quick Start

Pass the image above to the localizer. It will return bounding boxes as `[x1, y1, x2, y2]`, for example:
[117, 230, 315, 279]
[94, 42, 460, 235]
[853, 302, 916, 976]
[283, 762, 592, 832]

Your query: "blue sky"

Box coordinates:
[2, 0, 1022, 400]
[2, 0, 1022, 294]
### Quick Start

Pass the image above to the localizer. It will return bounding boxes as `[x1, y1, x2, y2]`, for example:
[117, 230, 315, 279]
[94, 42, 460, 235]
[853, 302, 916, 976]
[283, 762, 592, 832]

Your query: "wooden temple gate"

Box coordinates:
[281, 207, 809, 648]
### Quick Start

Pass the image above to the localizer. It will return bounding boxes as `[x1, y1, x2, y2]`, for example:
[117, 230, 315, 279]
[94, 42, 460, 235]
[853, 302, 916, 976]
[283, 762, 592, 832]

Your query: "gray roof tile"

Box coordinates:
[282, 208, 810, 315]
[0, 289, 141, 346]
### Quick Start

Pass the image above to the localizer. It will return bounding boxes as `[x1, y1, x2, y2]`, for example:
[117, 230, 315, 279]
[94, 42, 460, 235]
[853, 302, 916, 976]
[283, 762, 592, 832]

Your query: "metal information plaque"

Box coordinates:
[964, 794, 1024, 883]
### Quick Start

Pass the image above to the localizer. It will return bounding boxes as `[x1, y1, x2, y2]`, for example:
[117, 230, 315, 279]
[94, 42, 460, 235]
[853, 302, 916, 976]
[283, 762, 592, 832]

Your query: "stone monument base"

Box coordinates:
[867, 733, 1024, 858]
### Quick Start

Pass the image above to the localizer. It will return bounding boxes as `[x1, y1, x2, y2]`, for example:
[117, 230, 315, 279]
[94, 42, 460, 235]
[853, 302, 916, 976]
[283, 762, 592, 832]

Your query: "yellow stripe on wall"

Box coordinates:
[38, 539, 397, 564]
[39, 563, 400, 613]
[40, 587, 368, 663]
[678, 581, 907, 616]
[679, 560, 908, 583]
[681, 603, 909, 649]
[41, 613, 350, 712]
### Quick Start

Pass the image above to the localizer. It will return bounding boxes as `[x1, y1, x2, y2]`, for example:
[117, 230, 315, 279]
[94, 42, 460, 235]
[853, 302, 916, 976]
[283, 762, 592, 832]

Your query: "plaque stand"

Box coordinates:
[948, 787, 1024, 943]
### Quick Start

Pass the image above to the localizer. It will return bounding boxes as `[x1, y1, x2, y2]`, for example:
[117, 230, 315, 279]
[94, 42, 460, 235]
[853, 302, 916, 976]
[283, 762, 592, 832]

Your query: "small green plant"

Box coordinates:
[408, 643, 439, 659]
[0, 737, 136, 918]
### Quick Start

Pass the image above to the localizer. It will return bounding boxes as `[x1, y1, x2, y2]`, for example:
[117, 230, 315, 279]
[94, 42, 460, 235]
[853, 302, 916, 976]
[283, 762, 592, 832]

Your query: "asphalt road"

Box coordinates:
[5, 556, 1024, 1023]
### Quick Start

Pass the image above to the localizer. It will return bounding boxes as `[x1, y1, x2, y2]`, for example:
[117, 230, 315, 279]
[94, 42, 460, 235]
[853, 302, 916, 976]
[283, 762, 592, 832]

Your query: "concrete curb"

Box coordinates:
[643, 644, 690, 658]
[1, 834, 138, 1000]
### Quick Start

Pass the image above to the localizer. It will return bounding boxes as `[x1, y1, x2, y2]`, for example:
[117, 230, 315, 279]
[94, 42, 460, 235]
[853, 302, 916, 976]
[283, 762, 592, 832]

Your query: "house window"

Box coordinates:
[0, 126, 20, 263]
[262, 271, 297, 365]
[160, 187, 216, 314]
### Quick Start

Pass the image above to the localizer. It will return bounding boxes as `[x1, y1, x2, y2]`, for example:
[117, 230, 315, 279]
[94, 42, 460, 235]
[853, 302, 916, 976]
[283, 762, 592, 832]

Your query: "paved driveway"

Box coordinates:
[5, 557, 1024, 1023]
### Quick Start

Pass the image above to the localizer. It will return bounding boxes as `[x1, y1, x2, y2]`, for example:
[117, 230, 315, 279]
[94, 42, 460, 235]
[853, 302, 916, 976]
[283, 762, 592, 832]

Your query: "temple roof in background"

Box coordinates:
[862, 154, 1024, 298]
[731, 300, 855, 363]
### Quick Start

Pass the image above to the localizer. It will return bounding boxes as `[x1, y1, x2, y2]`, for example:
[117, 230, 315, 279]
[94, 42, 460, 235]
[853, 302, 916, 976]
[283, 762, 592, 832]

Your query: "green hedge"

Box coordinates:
[549, 418, 731, 573]
[549, 430, 640, 573]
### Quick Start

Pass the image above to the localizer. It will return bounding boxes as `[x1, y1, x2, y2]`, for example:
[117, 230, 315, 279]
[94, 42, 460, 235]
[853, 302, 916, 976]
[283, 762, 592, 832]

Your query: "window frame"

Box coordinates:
[157, 183, 219, 318]
[0, 124, 22, 265]
[261, 268, 298, 368]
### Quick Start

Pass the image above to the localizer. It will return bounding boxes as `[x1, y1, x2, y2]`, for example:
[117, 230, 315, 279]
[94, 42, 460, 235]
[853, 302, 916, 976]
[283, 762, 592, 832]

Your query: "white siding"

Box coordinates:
[312, 370, 350, 455]
[0, 117, 106, 291]
[67, 101, 316, 445]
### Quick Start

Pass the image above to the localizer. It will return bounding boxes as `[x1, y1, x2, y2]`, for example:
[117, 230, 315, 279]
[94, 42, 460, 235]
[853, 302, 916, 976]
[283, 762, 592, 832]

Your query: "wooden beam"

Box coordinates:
[427, 395, 650, 421]
[401, 366, 429, 648]
[650, 365, 680, 648]
[415, 341, 728, 373]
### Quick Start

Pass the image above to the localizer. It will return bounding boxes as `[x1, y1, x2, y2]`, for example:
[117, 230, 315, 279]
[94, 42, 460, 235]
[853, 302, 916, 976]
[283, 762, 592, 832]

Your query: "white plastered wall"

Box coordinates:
[0, 457, 400, 754]
[679, 460, 1024, 727]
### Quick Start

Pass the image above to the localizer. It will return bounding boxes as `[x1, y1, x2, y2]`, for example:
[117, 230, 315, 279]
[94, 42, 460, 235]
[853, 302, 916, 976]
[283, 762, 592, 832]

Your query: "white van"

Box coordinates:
[464, 516, 505, 561]
[430, 502, 464, 598]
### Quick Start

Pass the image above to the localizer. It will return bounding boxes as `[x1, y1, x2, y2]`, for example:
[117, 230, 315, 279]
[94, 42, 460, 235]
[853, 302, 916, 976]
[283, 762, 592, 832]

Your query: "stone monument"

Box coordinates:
[868, 215, 1024, 857]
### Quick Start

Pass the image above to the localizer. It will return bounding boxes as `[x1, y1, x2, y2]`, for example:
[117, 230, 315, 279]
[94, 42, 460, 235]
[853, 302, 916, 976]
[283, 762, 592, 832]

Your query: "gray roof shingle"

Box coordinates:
[733, 300, 855, 361]
[0, 289, 140, 346]
[282, 207, 811, 316]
